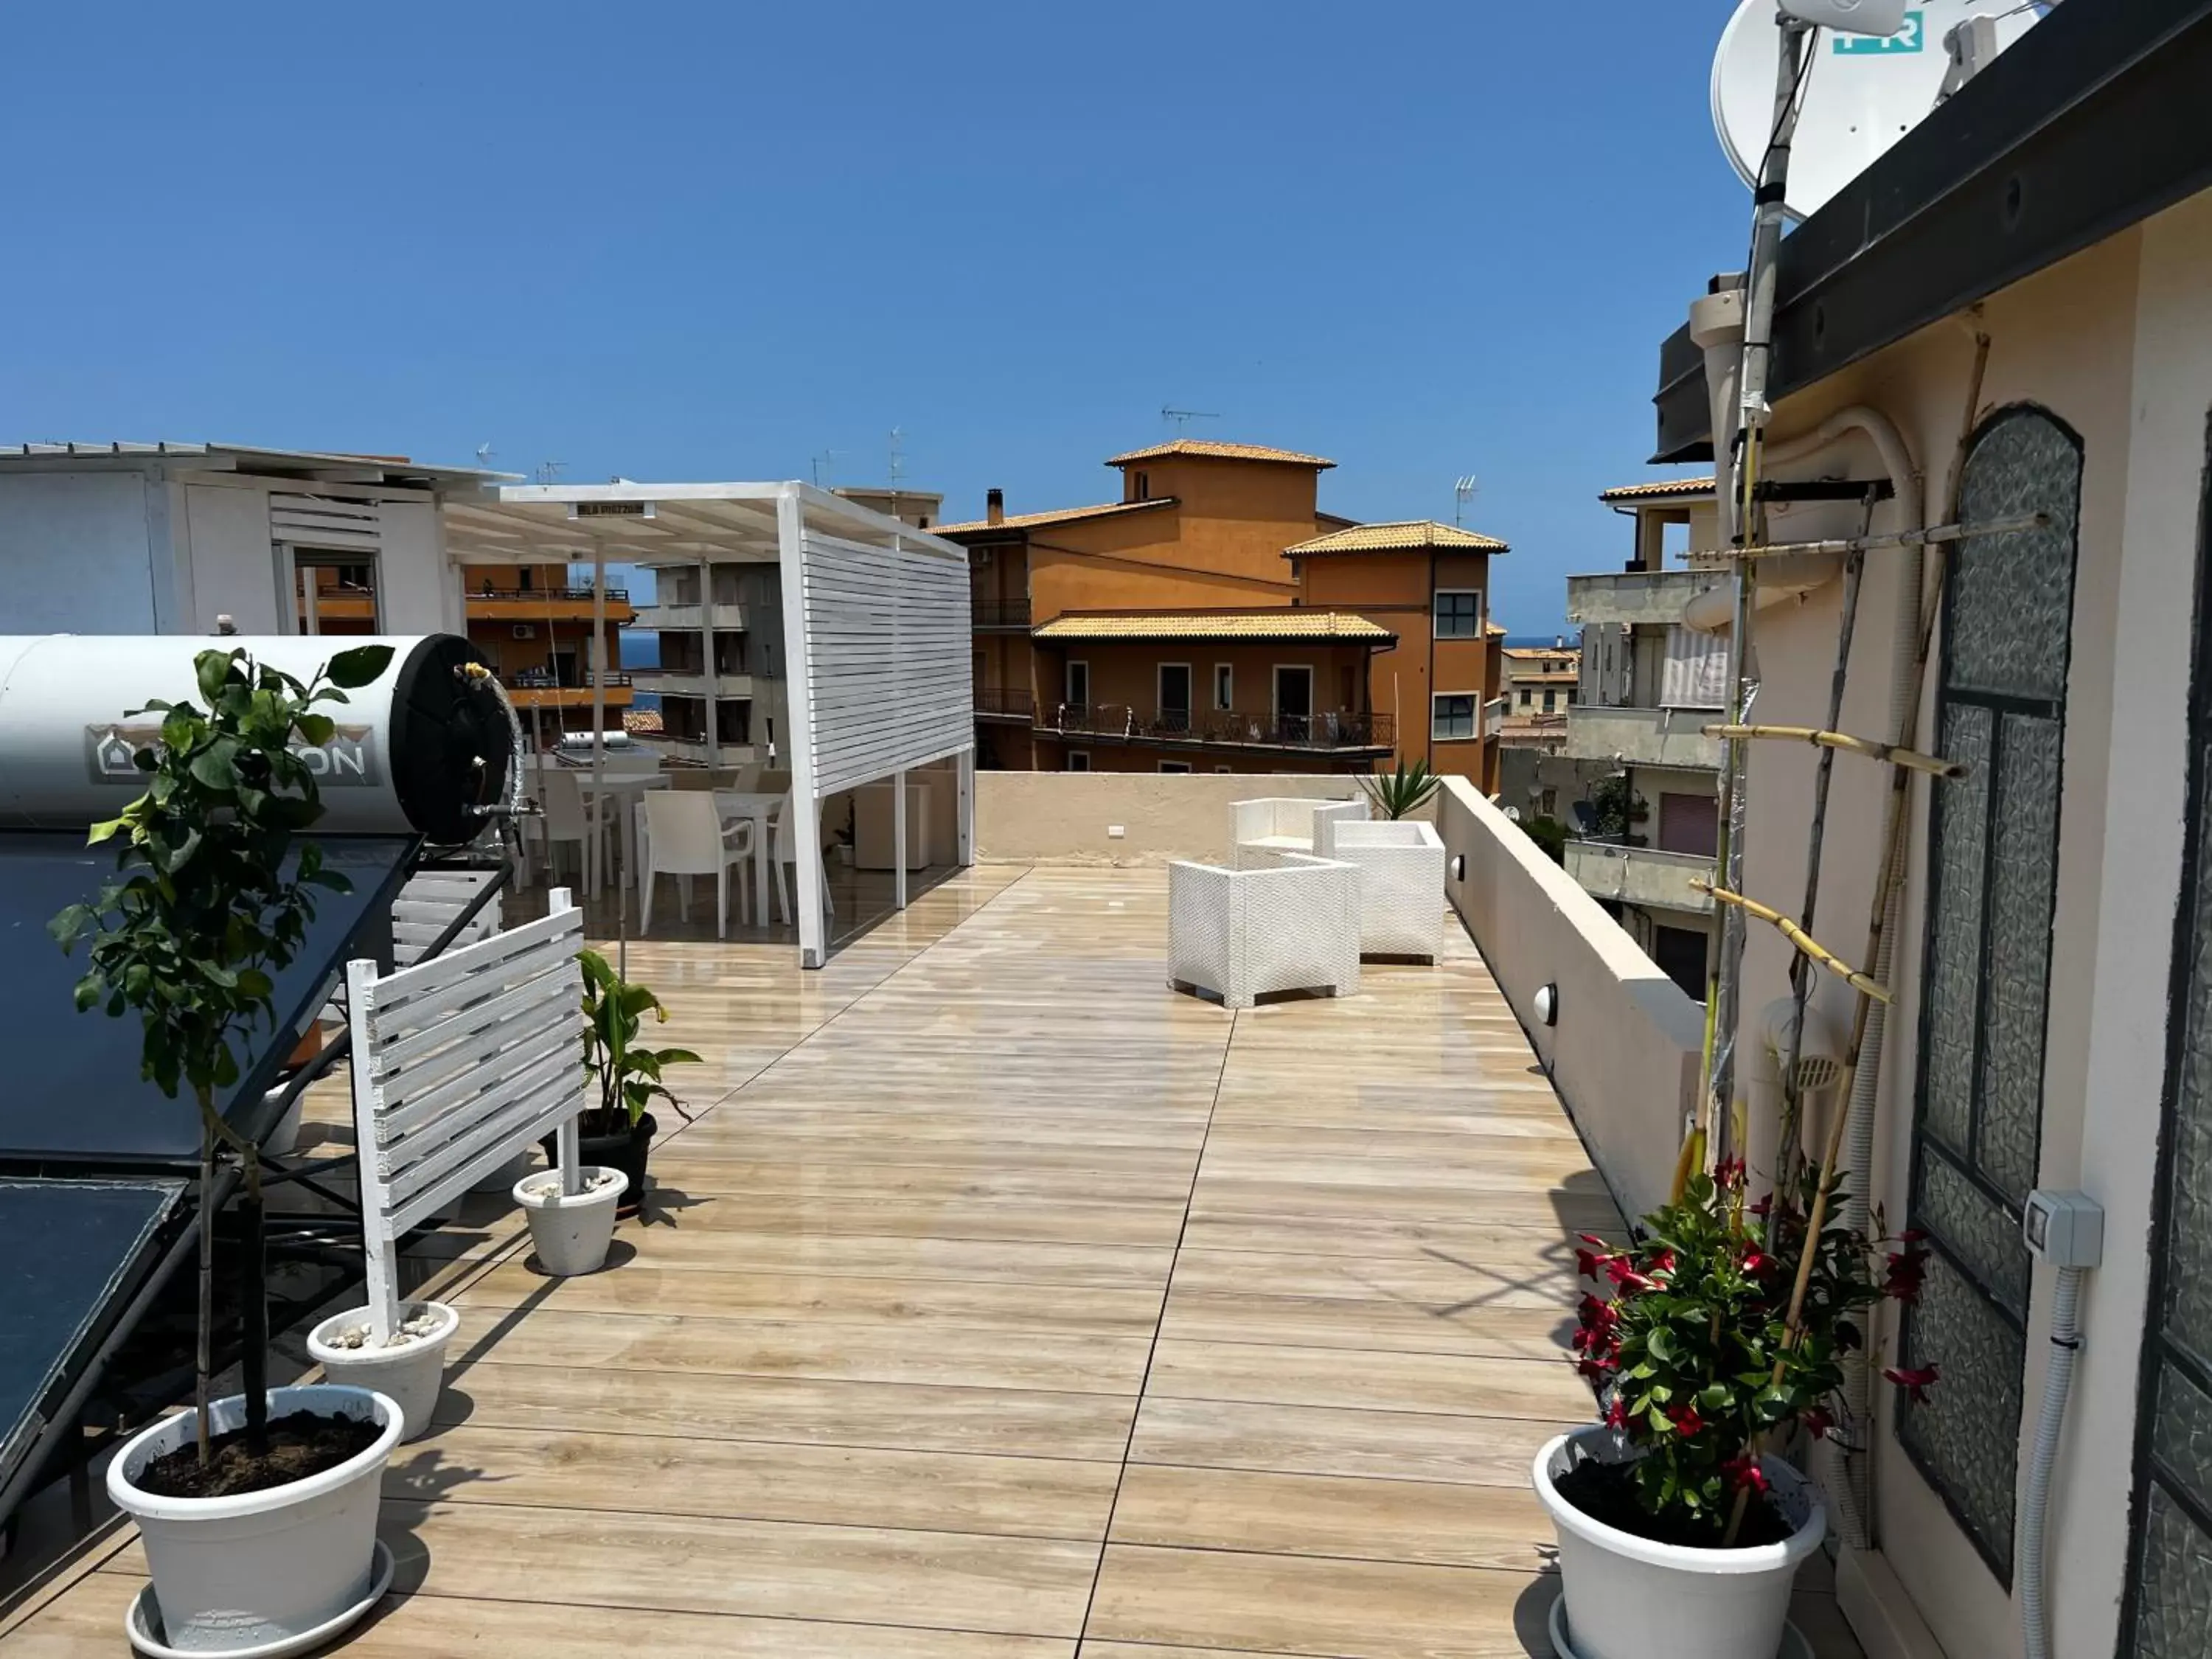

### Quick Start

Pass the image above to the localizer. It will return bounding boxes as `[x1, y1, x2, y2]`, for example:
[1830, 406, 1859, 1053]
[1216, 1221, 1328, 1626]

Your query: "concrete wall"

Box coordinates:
[975, 771, 1385, 866]
[0, 471, 165, 631]
[1437, 776, 1704, 1221]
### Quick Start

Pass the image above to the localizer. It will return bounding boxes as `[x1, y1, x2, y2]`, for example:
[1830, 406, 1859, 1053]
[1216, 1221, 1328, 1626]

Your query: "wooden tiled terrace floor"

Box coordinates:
[1, 865, 1859, 1658]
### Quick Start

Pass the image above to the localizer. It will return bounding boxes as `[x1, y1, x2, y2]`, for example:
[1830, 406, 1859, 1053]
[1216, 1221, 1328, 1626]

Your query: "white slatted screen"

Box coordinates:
[390, 869, 503, 967]
[799, 529, 972, 796]
[346, 892, 583, 1334]
[271, 493, 383, 552]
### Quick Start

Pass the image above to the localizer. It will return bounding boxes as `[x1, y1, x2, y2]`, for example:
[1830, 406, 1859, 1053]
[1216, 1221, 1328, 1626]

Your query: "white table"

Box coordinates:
[532, 764, 667, 894]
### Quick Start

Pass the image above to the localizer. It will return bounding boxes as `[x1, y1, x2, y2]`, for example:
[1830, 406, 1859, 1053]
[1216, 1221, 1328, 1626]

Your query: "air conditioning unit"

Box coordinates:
[511, 623, 538, 639]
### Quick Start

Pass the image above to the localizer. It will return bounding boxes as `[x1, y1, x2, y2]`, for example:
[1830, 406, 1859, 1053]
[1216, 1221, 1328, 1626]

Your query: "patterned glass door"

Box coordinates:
[2121, 422, 2212, 1655]
[1899, 407, 2082, 1579]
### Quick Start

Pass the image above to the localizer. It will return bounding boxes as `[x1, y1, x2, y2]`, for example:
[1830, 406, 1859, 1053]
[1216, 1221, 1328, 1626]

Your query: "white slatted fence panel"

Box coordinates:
[347, 891, 584, 1334]
[390, 869, 502, 967]
[800, 529, 973, 796]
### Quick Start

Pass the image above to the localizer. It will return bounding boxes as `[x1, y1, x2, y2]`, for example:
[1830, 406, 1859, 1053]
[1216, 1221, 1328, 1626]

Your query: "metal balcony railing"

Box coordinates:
[1037, 704, 1394, 751]
[507, 669, 633, 689]
[473, 586, 631, 603]
[973, 688, 1036, 718]
[971, 599, 1032, 628]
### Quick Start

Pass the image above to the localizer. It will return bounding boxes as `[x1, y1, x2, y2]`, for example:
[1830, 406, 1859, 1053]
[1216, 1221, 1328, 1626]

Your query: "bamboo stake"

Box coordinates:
[1700, 724, 1967, 779]
[1691, 882, 1891, 1004]
[1686, 509, 2046, 567]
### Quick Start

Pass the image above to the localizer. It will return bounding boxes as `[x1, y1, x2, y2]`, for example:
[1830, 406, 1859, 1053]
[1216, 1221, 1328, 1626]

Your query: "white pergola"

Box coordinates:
[442, 480, 975, 967]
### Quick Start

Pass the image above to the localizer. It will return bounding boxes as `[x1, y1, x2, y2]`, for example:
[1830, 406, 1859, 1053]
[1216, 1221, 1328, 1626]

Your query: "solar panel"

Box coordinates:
[0, 1177, 184, 1494]
[0, 832, 417, 1163]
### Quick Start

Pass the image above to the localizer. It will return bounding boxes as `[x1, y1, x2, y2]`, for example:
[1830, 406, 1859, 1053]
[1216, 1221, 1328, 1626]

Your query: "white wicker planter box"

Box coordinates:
[1332, 818, 1447, 961]
[1230, 796, 1368, 867]
[1168, 853, 1362, 1009]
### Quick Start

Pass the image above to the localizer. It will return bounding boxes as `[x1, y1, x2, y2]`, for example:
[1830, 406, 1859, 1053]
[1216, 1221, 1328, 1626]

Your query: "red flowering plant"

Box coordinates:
[1571, 1156, 1932, 1545]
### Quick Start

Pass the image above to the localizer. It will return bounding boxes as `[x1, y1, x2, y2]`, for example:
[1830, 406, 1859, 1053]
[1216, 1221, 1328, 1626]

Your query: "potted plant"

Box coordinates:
[1359, 758, 1440, 821]
[52, 644, 406, 1653]
[1533, 1155, 1931, 1659]
[527, 948, 699, 1259]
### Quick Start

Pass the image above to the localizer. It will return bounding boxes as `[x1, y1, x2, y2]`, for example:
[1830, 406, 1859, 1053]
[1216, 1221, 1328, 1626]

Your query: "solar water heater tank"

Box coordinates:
[0, 634, 515, 845]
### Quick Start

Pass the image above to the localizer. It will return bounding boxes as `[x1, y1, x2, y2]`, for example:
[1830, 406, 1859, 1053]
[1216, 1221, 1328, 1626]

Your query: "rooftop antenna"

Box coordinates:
[1161, 406, 1221, 432]
[810, 449, 844, 487]
[535, 460, 566, 484]
[888, 427, 906, 487]
[1453, 476, 1479, 527]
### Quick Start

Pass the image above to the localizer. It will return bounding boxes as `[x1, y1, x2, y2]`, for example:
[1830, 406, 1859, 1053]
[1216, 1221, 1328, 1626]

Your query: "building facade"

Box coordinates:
[940, 440, 1504, 780]
[1557, 479, 1727, 997]
[458, 561, 634, 742]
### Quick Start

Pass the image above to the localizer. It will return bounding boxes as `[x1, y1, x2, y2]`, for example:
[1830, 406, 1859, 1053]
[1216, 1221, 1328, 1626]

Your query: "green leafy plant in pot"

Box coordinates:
[1532, 1155, 1932, 1659]
[52, 644, 406, 1651]
[540, 948, 701, 1217]
[1359, 759, 1440, 821]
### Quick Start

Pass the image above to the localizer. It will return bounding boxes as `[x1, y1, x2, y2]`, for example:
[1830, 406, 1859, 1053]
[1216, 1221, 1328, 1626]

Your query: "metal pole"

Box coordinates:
[591, 551, 608, 898]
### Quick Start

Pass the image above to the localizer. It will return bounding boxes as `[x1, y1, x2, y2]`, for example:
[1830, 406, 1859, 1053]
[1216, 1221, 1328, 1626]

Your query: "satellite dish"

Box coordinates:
[1711, 1, 2044, 220]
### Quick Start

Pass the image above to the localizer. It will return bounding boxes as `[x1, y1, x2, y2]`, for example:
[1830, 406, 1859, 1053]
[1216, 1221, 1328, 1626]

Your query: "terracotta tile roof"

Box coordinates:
[931, 497, 1175, 536]
[1598, 476, 1717, 504]
[1501, 645, 1579, 658]
[1282, 519, 1508, 558]
[1105, 439, 1335, 470]
[1033, 609, 1394, 644]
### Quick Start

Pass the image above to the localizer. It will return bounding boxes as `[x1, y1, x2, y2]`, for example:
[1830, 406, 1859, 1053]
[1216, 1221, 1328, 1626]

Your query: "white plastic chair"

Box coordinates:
[640, 791, 755, 939]
[538, 769, 613, 896]
[768, 793, 835, 925]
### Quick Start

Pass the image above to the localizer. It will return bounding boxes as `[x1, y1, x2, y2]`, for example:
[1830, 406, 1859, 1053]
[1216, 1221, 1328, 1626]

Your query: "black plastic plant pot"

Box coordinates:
[541, 1111, 655, 1219]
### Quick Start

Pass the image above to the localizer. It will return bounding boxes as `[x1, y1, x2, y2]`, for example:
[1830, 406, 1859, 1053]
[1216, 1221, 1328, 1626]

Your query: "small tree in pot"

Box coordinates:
[1360, 759, 1440, 821]
[52, 644, 406, 1650]
[1534, 1156, 1932, 1659]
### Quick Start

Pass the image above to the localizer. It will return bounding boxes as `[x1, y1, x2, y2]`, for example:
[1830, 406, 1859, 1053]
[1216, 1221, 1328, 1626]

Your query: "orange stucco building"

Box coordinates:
[940, 440, 1503, 783]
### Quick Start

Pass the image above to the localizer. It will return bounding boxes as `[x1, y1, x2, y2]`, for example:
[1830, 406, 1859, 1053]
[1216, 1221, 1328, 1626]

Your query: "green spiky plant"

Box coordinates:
[1360, 758, 1441, 821]
[51, 643, 394, 1462]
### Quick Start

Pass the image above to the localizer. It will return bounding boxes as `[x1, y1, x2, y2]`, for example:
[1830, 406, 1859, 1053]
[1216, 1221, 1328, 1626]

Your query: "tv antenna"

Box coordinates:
[535, 460, 566, 484]
[1453, 476, 1479, 527]
[888, 427, 906, 486]
[1161, 406, 1221, 432]
[810, 449, 844, 487]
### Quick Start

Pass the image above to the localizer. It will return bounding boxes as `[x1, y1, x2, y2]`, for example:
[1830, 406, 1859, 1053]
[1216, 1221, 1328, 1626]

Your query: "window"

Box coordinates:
[1566, 686, 1578, 705]
[1539, 787, 1557, 818]
[1066, 751, 1091, 772]
[1213, 664, 1234, 710]
[1431, 693, 1477, 740]
[1519, 688, 1532, 708]
[1158, 664, 1192, 731]
[1542, 688, 1557, 713]
[1435, 590, 1482, 639]
[1902, 406, 2082, 1581]
[1135, 471, 1150, 500]
[1158, 761, 1192, 774]
[1065, 661, 1090, 709]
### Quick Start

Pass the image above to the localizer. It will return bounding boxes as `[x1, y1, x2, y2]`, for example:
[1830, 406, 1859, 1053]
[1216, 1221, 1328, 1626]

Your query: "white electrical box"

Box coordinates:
[2023, 1189, 2104, 1270]
[1107, 824, 1125, 839]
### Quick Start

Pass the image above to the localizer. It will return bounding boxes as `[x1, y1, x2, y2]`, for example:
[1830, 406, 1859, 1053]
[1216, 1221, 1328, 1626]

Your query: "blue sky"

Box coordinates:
[2, 1, 1752, 632]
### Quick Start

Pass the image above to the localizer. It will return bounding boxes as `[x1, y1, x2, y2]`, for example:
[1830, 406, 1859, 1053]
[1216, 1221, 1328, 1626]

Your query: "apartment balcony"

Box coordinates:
[1037, 703, 1394, 756]
[1564, 835, 1715, 916]
[1565, 566, 1724, 627]
[467, 586, 634, 623]
[629, 668, 754, 699]
[296, 588, 378, 625]
[972, 599, 1032, 631]
[1563, 703, 1722, 770]
[502, 669, 634, 710]
[630, 602, 747, 633]
[973, 688, 1036, 722]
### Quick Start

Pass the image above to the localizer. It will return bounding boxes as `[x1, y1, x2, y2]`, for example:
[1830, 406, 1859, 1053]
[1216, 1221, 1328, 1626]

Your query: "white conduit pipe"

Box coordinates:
[2020, 1266, 2084, 1659]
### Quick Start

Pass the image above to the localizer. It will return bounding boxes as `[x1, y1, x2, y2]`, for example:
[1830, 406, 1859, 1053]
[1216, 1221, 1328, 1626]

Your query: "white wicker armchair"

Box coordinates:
[1331, 818, 1447, 961]
[1167, 853, 1362, 1009]
[1229, 796, 1369, 867]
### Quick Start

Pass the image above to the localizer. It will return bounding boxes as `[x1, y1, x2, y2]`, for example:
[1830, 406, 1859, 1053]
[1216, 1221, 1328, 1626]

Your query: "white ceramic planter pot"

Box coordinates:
[1533, 1426, 1825, 1659]
[107, 1384, 400, 1655]
[260, 1087, 306, 1159]
[306, 1302, 458, 1443]
[515, 1167, 627, 1276]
